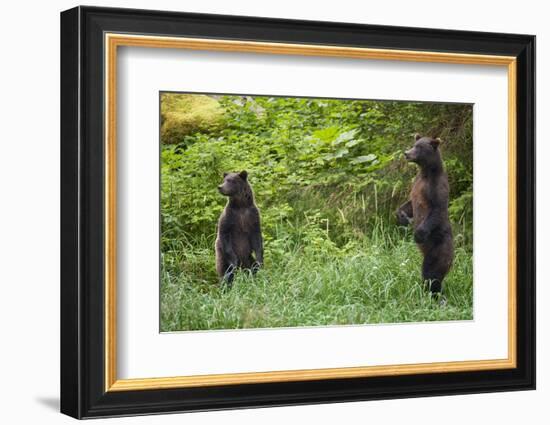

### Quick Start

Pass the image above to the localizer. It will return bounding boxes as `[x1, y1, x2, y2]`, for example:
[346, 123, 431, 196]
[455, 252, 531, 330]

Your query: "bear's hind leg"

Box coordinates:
[222, 263, 236, 289]
[421, 252, 447, 295]
[426, 278, 442, 294]
[246, 255, 261, 274]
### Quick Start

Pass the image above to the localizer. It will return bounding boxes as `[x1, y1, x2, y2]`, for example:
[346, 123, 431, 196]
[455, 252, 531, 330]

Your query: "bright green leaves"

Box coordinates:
[333, 129, 358, 145]
[350, 154, 376, 164]
[160, 93, 473, 255]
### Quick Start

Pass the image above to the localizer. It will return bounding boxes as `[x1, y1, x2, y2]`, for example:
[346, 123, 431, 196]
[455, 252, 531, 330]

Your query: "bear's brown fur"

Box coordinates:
[396, 134, 454, 294]
[215, 171, 263, 287]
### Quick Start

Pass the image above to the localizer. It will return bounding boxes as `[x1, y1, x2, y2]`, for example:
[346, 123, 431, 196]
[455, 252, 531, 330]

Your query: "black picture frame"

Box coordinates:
[61, 5, 535, 419]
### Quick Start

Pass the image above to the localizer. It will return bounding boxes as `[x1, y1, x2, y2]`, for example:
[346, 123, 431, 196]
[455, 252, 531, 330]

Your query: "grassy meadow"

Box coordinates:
[160, 93, 474, 332]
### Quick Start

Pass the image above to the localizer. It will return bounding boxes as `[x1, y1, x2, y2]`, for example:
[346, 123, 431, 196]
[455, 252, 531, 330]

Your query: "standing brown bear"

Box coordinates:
[396, 134, 454, 295]
[215, 171, 263, 287]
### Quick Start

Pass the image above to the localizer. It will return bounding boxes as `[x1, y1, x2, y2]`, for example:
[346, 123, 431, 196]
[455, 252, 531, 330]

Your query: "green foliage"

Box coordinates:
[160, 94, 474, 331]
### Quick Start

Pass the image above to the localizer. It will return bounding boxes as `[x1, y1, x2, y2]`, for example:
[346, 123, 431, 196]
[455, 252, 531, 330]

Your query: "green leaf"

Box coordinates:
[334, 148, 349, 158]
[350, 154, 376, 164]
[312, 126, 339, 143]
[333, 129, 358, 145]
[345, 139, 361, 148]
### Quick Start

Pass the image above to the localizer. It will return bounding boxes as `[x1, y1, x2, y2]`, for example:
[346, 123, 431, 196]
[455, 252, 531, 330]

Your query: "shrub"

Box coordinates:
[160, 93, 224, 145]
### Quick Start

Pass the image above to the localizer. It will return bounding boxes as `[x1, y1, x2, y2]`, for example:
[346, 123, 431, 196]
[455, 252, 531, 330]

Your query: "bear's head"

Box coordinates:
[404, 134, 442, 168]
[218, 171, 250, 197]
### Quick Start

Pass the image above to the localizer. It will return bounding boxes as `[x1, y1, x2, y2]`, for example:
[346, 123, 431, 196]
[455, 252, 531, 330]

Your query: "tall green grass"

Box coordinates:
[160, 222, 473, 332]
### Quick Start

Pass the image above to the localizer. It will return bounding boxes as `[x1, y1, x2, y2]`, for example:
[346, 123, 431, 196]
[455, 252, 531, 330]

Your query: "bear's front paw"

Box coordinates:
[396, 210, 411, 226]
[414, 227, 428, 244]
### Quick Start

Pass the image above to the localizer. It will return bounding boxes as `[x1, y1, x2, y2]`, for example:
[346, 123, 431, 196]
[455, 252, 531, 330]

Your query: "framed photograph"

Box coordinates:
[60, 6, 535, 419]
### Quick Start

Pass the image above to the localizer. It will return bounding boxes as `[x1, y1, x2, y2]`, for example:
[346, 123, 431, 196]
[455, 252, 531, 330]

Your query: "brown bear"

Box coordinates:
[396, 134, 454, 294]
[215, 171, 263, 287]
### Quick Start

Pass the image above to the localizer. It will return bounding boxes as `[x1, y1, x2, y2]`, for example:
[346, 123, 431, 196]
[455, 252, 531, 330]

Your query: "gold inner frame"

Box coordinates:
[104, 33, 518, 392]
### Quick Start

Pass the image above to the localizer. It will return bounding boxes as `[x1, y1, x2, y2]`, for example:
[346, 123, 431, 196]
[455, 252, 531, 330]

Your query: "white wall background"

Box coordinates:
[0, 0, 545, 423]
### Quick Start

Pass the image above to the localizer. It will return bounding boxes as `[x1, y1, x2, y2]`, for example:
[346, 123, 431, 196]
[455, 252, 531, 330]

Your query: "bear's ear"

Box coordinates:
[223, 172, 228, 177]
[430, 138, 441, 150]
[239, 170, 248, 181]
[414, 133, 422, 141]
